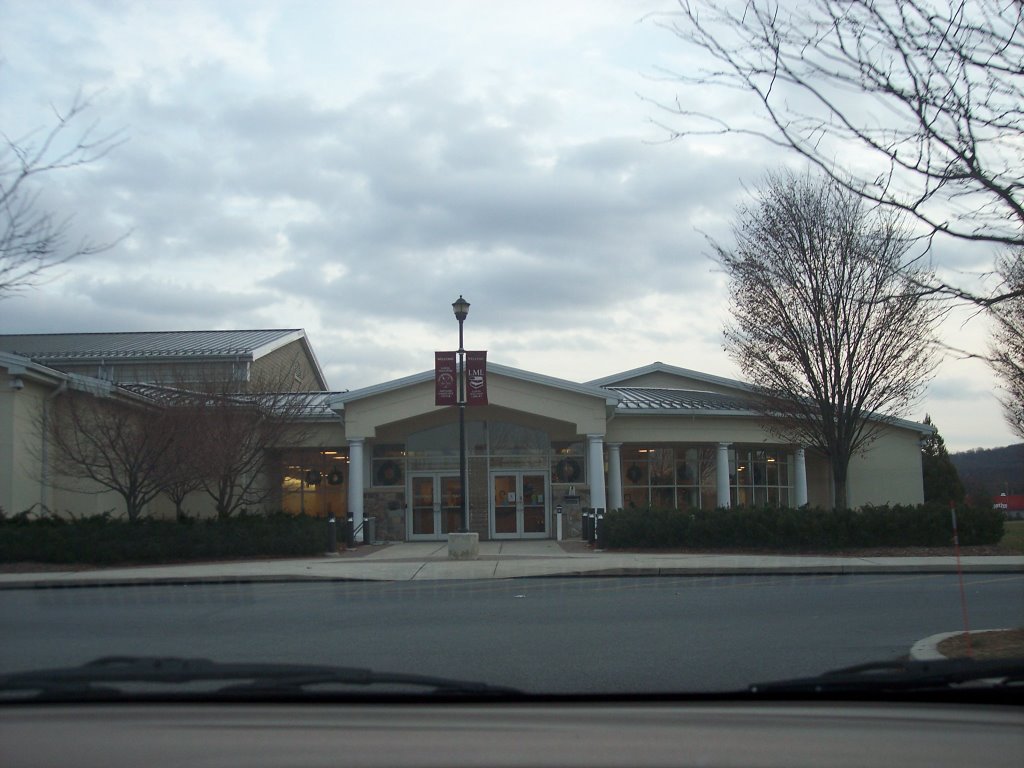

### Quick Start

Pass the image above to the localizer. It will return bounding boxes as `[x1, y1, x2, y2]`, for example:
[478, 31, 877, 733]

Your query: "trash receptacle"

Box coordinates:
[363, 516, 376, 545]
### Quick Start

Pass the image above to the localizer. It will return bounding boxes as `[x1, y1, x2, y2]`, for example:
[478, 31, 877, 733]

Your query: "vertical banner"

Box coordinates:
[434, 351, 457, 406]
[466, 350, 488, 405]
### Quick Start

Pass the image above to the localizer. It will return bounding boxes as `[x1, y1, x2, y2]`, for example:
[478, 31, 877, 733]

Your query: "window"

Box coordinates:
[730, 448, 792, 507]
[372, 444, 407, 487]
[276, 448, 348, 517]
[551, 441, 585, 486]
[622, 445, 717, 510]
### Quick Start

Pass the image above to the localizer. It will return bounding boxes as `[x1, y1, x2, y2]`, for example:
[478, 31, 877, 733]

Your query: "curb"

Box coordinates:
[910, 631, 964, 660]
[0, 576, 379, 590]
[1, 562, 1022, 589]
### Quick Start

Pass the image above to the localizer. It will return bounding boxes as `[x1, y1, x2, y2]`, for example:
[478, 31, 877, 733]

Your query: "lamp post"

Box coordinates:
[452, 295, 470, 533]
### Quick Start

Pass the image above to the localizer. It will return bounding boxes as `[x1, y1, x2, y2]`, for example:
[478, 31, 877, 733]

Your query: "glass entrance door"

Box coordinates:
[409, 473, 462, 540]
[491, 471, 548, 539]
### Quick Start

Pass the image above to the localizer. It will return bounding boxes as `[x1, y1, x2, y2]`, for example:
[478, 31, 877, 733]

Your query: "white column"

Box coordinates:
[607, 442, 623, 511]
[794, 447, 808, 507]
[587, 434, 607, 511]
[347, 438, 365, 532]
[716, 442, 731, 509]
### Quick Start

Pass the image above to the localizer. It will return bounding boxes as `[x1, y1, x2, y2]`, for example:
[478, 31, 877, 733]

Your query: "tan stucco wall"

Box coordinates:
[0, 376, 46, 514]
[252, 339, 324, 391]
[0, 375, 73, 515]
[342, 372, 609, 439]
[271, 421, 346, 449]
[848, 427, 926, 506]
[606, 414, 776, 445]
[373, 404, 580, 444]
[56, 360, 240, 385]
[805, 450, 832, 508]
[605, 371, 750, 397]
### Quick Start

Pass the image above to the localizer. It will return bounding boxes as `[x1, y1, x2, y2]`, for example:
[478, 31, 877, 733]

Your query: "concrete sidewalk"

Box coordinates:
[2, 540, 1023, 587]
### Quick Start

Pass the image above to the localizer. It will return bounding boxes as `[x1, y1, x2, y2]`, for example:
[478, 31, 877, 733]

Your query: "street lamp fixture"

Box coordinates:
[453, 295, 470, 532]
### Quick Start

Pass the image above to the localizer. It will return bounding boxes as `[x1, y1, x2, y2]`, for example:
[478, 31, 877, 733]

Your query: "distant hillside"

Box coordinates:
[950, 443, 1024, 498]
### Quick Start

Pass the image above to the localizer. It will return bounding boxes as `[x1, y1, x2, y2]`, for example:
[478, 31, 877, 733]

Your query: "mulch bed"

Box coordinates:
[600, 545, 1016, 557]
[937, 628, 1024, 659]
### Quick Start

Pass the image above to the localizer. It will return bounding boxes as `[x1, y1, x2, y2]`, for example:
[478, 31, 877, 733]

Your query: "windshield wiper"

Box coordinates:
[0, 656, 523, 701]
[749, 657, 1024, 696]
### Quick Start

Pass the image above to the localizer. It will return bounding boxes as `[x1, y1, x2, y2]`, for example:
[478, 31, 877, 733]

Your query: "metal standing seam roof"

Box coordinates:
[0, 330, 303, 360]
[606, 387, 755, 412]
[118, 384, 344, 419]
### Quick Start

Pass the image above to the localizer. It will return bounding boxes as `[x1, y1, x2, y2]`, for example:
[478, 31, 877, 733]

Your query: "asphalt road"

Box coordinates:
[2, 574, 1022, 693]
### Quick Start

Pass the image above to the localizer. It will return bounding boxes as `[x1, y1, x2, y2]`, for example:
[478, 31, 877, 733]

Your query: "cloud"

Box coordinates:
[1, 0, 1016, 451]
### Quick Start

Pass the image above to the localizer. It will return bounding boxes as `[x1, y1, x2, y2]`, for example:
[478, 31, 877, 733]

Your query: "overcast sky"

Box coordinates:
[0, 0, 1013, 452]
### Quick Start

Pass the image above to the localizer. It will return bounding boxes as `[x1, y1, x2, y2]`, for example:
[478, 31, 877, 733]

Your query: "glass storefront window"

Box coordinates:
[276, 448, 348, 517]
[620, 445, 716, 510]
[729, 447, 792, 507]
[488, 422, 548, 456]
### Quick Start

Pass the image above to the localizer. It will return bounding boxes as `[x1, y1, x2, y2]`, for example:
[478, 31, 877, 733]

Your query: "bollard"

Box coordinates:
[345, 514, 355, 548]
[595, 508, 606, 549]
[327, 514, 337, 554]
[582, 508, 592, 542]
[556, 505, 563, 541]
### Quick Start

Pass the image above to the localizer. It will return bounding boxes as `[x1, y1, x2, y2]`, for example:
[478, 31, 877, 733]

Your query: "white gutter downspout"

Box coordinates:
[41, 381, 69, 513]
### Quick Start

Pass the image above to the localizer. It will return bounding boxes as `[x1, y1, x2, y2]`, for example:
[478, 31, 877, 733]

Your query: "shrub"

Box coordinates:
[0, 512, 327, 565]
[602, 502, 1004, 550]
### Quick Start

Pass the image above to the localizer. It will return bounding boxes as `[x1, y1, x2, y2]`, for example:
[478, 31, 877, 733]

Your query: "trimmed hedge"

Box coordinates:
[0, 512, 327, 565]
[602, 503, 1004, 550]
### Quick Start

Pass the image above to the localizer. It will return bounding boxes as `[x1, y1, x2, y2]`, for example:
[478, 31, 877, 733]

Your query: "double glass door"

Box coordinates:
[491, 471, 548, 538]
[409, 473, 462, 539]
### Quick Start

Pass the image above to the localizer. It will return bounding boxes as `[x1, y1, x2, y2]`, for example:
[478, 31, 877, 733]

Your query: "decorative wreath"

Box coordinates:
[305, 470, 322, 486]
[626, 464, 643, 484]
[327, 469, 344, 486]
[376, 460, 403, 486]
[555, 458, 582, 484]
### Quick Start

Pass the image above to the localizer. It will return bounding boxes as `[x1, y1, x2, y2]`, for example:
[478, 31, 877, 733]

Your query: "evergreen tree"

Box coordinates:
[921, 415, 966, 505]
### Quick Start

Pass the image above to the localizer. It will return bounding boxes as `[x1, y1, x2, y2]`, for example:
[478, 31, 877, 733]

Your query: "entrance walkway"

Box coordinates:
[362, 540, 576, 561]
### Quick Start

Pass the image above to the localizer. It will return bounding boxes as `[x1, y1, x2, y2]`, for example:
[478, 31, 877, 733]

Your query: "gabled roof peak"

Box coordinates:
[588, 361, 756, 393]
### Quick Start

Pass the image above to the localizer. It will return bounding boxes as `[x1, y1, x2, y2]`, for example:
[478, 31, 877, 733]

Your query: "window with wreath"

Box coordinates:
[276, 448, 348, 517]
[550, 441, 584, 486]
[372, 444, 406, 487]
[622, 444, 718, 510]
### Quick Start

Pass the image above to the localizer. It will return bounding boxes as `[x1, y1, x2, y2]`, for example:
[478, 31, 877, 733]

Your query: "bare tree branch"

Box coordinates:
[0, 88, 125, 298]
[43, 389, 175, 521]
[651, 0, 1023, 306]
[989, 248, 1024, 437]
[152, 367, 319, 520]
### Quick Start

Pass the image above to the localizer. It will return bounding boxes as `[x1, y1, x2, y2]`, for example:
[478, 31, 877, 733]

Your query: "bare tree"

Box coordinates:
[715, 171, 940, 509]
[176, 372, 318, 520]
[990, 249, 1024, 438]
[1, 89, 123, 298]
[154, 401, 205, 520]
[653, 0, 1023, 305]
[45, 388, 174, 521]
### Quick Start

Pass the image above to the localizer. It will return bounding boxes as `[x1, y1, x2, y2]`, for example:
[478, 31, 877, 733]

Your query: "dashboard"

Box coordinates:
[3, 701, 1023, 767]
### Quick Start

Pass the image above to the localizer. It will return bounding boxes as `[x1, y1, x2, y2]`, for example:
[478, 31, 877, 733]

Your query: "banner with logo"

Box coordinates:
[466, 350, 488, 405]
[434, 351, 457, 406]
